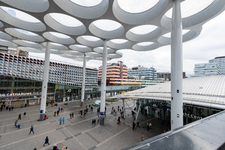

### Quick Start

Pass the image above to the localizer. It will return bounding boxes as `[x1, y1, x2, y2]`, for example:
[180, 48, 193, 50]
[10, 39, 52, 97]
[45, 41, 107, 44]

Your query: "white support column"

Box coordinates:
[100, 40, 107, 125]
[171, 0, 183, 130]
[81, 54, 86, 107]
[39, 42, 51, 121]
[135, 100, 142, 123]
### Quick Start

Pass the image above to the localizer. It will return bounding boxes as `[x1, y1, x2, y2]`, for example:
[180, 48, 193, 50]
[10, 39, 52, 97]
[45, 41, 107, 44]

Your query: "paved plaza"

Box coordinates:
[0, 99, 166, 150]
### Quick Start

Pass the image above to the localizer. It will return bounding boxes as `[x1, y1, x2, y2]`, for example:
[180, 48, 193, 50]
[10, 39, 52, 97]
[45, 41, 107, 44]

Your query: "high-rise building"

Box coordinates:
[209, 56, 225, 74]
[98, 61, 142, 85]
[194, 63, 220, 76]
[128, 65, 157, 81]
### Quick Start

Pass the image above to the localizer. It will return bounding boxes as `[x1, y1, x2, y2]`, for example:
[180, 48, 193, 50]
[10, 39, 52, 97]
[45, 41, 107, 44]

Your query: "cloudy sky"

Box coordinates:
[29, 2, 225, 77]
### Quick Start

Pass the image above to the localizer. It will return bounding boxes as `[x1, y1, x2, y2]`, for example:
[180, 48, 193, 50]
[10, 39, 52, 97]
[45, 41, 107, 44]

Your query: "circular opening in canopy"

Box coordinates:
[163, 30, 190, 38]
[49, 13, 83, 27]
[92, 19, 122, 31]
[1, 6, 41, 23]
[82, 35, 101, 41]
[15, 28, 38, 36]
[49, 32, 71, 39]
[110, 39, 128, 44]
[165, 0, 214, 18]
[137, 42, 154, 46]
[70, 0, 102, 7]
[118, 0, 159, 13]
[130, 25, 158, 35]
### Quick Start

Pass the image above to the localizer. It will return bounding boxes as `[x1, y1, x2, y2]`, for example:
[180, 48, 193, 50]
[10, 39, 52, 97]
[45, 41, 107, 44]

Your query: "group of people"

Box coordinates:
[80, 105, 93, 118]
[0, 104, 14, 111]
[59, 117, 65, 125]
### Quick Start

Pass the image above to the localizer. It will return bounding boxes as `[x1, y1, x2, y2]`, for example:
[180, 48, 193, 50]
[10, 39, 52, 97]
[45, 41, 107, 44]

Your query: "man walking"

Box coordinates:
[18, 114, 21, 120]
[29, 125, 34, 134]
[23, 112, 26, 118]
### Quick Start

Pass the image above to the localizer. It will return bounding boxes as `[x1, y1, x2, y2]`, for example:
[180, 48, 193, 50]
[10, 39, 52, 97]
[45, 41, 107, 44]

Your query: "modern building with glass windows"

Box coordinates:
[209, 56, 225, 75]
[194, 57, 224, 76]
[128, 65, 157, 81]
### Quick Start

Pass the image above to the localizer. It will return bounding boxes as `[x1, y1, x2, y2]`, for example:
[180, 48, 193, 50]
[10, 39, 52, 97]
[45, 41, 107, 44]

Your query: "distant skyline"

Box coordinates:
[25, 3, 225, 77]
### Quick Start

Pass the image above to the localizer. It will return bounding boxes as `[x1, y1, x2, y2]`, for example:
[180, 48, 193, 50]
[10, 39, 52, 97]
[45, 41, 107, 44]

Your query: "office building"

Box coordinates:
[194, 63, 220, 76]
[128, 65, 157, 81]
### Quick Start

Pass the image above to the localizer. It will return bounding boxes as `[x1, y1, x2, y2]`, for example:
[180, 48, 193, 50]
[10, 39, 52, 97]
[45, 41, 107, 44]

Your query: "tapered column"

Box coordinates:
[81, 54, 86, 106]
[100, 40, 107, 125]
[171, 0, 183, 130]
[39, 42, 51, 121]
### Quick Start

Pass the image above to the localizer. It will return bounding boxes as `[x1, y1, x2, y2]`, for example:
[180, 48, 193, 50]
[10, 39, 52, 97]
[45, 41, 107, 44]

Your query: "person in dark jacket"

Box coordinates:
[29, 125, 34, 134]
[43, 136, 50, 146]
[18, 114, 21, 120]
[53, 144, 58, 150]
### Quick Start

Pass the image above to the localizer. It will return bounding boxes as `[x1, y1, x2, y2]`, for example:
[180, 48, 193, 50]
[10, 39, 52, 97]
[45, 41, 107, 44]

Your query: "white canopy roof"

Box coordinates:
[0, 0, 224, 61]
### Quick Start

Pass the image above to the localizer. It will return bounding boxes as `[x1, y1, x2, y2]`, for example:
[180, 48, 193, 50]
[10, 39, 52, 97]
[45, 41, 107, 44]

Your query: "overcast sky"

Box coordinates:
[30, 6, 225, 77]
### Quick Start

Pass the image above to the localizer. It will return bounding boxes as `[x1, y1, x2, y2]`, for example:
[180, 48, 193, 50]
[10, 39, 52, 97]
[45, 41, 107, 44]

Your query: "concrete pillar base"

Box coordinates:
[80, 102, 83, 107]
[39, 113, 45, 121]
[100, 116, 104, 125]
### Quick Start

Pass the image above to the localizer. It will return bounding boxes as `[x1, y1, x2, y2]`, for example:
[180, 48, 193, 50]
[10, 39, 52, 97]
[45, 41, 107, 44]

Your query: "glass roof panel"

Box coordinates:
[49, 13, 83, 27]
[93, 19, 122, 31]
[49, 32, 70, 39]
[70, 0, 102, 7]
[118, 0, 159, 13]
[1, 6, 41, 23]
[165, 0, 214, 18]
[130, 25, 157, 35]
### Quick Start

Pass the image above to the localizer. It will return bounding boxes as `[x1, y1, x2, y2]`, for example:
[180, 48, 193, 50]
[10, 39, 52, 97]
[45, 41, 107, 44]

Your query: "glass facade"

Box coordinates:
[128, 66, 157, 80]
[209, 56, 225, 75]
[194, 56, 225, 77]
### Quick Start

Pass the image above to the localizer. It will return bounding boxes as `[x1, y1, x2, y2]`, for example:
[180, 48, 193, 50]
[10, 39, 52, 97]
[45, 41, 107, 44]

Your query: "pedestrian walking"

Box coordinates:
[43, 136, 50, 146]
[53, 144, 58, 150]
[149, 123, 152, 131]
[118, 106, 119, 111]
[132, 119, 136, 131]
[29, 125, 34, 134]
[141, 135, 144, 141]
[18, 114, 21, 120]
[59, 118, 62, 125]
[57, 110, 59, 116]
[63, 117, 65, 124]
[70, 113, 72, 119]
[33, 148, 37, 150]
[136, 121, 140, 128]
[80, 110, 83, 118]
[23, 112, 26, 118]
[117, 116, 120, 124]
[91, 106, 93, 111]
[72, 112, 74, 118]
[54, 111, 56, 117]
